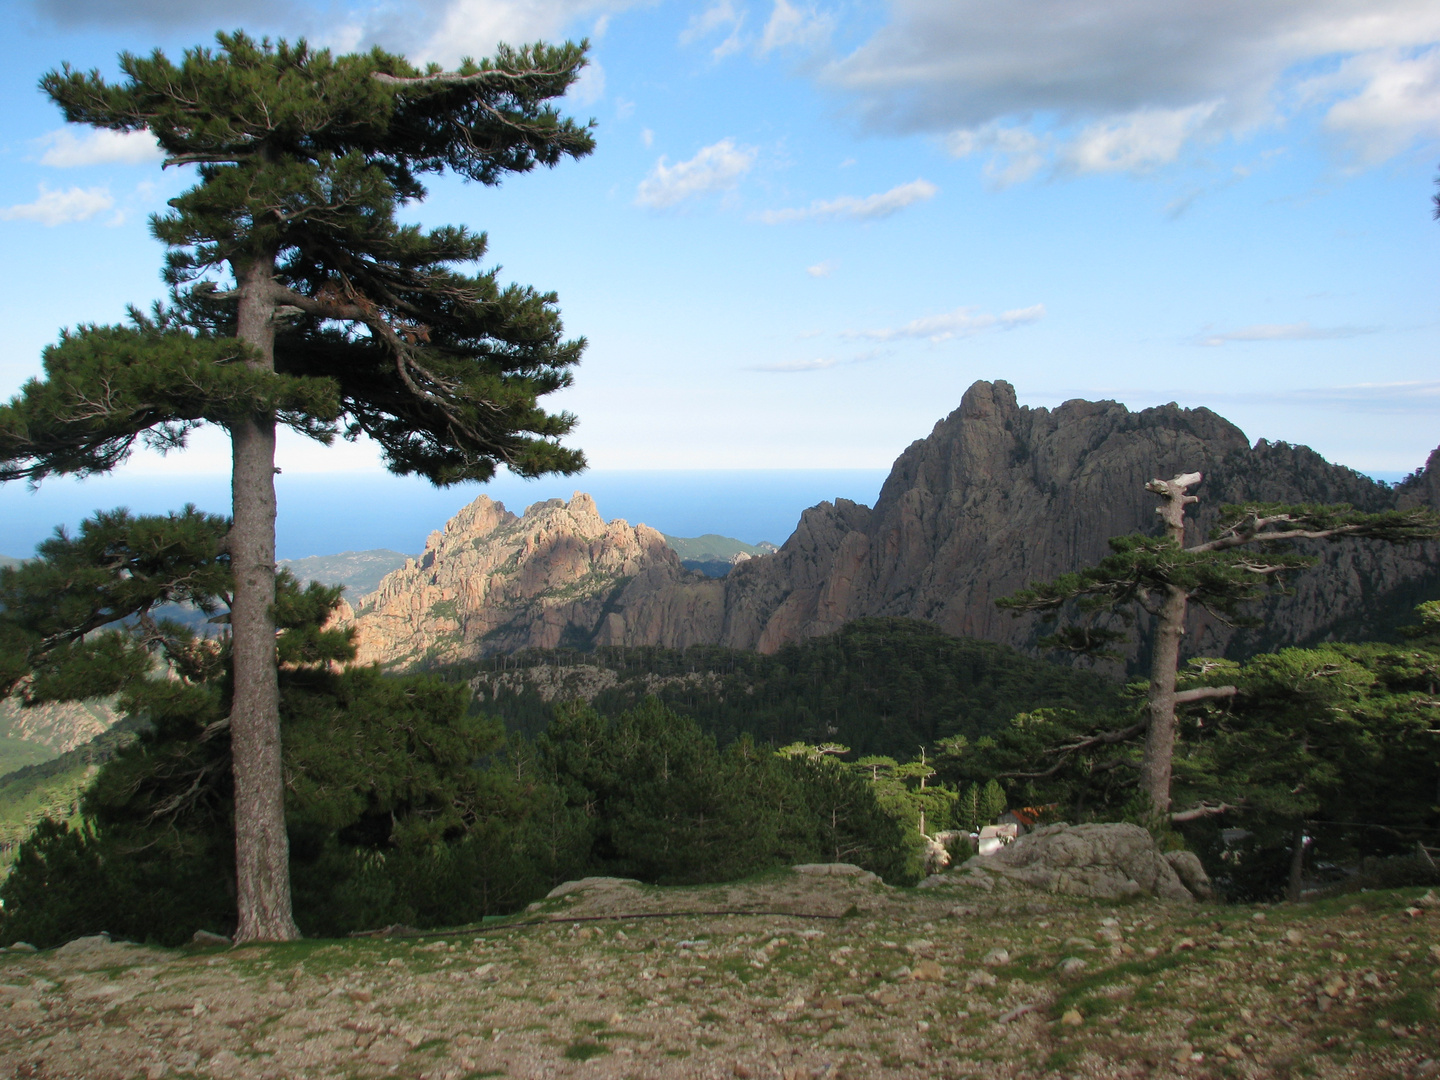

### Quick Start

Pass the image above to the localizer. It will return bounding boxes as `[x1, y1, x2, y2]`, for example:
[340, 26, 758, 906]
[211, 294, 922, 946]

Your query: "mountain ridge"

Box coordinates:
[341, 380, 1439, 667]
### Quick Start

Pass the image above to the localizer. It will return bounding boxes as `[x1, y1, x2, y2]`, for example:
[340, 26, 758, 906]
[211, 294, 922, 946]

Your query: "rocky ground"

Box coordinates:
[1, 866, 1438, 1080]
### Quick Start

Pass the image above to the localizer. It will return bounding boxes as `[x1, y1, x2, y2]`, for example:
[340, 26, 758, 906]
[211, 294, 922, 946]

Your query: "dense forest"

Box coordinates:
[454, 617, 1127, 754]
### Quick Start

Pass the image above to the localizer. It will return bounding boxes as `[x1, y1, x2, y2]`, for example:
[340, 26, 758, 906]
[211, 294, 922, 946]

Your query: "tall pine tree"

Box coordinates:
[0, 33, 593, 941]
[997, 472, 1438, 818]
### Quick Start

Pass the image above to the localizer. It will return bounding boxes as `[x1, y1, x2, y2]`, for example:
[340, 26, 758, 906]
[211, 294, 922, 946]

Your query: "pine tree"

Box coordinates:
[0, 33, 594, 941]
[997, 472, 1438, 818]
[977, 778, 1008, 825]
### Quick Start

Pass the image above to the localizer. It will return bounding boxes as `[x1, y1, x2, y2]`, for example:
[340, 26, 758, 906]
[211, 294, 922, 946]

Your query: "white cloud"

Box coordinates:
[1317, 47, 1440, 165]
[641, 128, 655, 147]
[760, 0, 832, 53]
[822, 0, 1440, 177]
[848, 303, 1044, 343]
[947, 124, 1050, 186]
[1196, 322, 1379, 346]
[806, 260, 836, 277]
[757, 178, 937, 223]
[635, 139, 757, 209]
[1061, 103, 1219, 174]
[366, 0, 646, 68]
[0, 184, 117, 226]
[35, 128, 163, 168]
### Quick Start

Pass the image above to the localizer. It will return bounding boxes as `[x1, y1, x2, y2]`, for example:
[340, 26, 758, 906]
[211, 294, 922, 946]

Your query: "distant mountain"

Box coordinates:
[662, 534, 778, 561]
[663, 534, 780, 578]
[0, 556, 21, 571]
[280, 550, 410, 597]
[338, 494, 697, 666]
[342, 380, 1440, 668]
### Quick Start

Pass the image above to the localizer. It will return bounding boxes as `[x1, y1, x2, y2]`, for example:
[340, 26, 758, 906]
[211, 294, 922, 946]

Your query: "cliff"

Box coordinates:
[344, 380, 1439, 667]
[707, 380, 1438, 658]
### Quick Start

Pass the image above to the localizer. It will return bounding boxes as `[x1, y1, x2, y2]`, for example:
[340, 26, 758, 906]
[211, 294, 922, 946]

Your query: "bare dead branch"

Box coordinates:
[1174, 685, 1239, 705]
[1170, 801, 1239, 823]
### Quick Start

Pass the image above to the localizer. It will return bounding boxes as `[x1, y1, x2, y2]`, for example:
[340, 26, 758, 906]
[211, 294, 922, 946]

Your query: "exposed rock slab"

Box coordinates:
[963, 822, 1206, 902]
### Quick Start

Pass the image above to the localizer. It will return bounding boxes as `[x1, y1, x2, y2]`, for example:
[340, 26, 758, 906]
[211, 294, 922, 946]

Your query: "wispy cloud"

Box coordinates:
[751, 349, 886, 373]
[947, 124, 1050, 186]
[757, 179, 938, 223]
[760, 0, 833, 53]
[35, 128, 163, 168]
[847, 303, 1044, 343]
[806, 260, 837, 277]
[1036, 380, 1440, 415]
[0, 184, 118, 226]
[1195, 321, 1379, 346]
[1279, 380, 1440, 409]
[753, 356, 842, 372]
[635, 138, 757, 209]
[681, 0, 747, 57]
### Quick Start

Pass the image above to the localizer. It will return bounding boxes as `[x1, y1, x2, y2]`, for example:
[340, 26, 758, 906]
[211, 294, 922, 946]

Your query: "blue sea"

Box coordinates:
[0, 470, 891, 561]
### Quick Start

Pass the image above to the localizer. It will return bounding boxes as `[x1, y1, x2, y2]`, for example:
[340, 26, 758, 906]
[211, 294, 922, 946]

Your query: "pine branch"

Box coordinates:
[996, 721, 1146, 780]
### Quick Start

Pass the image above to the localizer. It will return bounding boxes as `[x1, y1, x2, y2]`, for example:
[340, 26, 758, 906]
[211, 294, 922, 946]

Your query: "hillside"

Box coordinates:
[462, 617, 1124, 752]
[0, 873, 1433, 1079]
[280, 549, 410, 597]
[0, 698, 117, 777]
[0, 717, 142, 871]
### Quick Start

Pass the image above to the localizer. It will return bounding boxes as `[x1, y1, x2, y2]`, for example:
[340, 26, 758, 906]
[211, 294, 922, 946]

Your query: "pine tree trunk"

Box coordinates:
[229, 252, 299, 943]
[1286, 821, 1307, 902]
[1137, 472, 1201, 818]
[1139, 583, 1188, 815]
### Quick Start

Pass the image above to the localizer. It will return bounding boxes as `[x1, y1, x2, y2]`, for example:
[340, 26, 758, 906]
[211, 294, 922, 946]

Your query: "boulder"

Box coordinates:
[1164, 849, 1214, 900]
[792, 863, 880, 884]
[545, 876, 643, 900]
[963, 822, 1203, 902]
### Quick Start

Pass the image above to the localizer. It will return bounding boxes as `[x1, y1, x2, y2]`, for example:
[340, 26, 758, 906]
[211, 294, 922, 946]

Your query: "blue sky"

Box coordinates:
[1, 0, 1438, 489]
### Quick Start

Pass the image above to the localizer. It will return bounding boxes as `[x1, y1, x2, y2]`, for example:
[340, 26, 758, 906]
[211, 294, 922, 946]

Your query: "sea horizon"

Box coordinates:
[0, 469, 895, 562]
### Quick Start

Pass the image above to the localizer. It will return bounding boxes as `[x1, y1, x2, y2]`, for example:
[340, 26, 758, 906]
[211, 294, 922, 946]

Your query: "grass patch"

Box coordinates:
[563, 1040, 610, 1061]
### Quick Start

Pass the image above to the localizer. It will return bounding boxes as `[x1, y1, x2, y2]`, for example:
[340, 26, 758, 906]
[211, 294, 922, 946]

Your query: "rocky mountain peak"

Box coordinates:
[342, 381, 1439, 670]
[341, 492, 690, 666]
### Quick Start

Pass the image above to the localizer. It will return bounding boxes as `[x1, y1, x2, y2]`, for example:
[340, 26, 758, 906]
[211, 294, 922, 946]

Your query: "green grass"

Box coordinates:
[562, 1040, 609, 1061]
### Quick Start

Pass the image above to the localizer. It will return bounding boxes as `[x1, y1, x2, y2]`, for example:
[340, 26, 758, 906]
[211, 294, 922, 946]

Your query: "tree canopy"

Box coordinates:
[0, 31, 596, 941]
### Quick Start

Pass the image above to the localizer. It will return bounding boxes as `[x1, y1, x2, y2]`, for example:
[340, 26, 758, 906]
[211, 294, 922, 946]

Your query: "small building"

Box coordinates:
[977, 823, 1019, 855]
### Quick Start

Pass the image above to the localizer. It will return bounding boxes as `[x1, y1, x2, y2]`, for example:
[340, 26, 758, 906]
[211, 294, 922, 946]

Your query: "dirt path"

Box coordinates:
[1, 869, 1436, 1079]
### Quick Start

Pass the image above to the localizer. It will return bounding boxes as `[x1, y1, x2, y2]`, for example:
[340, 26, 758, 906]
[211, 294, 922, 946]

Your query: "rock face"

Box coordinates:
[963, 822, 1207, 902]
[340, 493, 718, 666]
[709, 380, 1439, 657]
[344, 380, 1439, 667]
